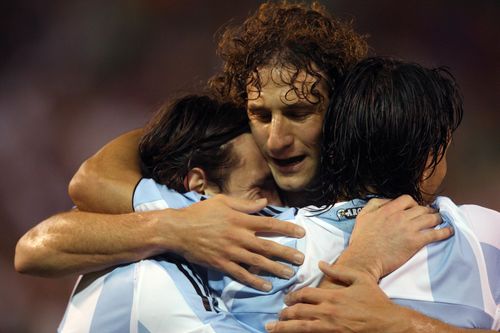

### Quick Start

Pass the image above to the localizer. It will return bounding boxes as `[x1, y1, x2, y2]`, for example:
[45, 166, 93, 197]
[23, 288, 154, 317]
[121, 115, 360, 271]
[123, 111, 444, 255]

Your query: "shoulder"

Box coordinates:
[435, 197, 500, 247]
[133, 178, 201, 211]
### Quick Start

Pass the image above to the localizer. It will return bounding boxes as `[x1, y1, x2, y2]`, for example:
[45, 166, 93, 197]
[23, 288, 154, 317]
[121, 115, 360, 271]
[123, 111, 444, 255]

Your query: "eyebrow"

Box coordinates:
[247, 100, 318, 112]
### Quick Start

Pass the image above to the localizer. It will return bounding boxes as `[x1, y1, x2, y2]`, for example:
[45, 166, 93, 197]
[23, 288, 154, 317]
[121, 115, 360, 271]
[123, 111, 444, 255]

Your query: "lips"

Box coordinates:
[271, 155, 306, 173]
[272, 155, 305, 166]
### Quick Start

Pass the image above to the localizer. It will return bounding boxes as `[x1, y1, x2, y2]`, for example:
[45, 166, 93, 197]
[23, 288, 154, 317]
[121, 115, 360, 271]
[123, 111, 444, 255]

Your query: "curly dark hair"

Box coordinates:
[209, 1, 368, 106]
[139, 95, 250, 192]
[319, 57, 463, 205]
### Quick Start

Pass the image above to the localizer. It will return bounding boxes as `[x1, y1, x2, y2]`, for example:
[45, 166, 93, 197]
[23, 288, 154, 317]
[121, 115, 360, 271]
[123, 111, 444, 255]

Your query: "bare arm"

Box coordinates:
[16, 130, 307, 289]
[68, 129, 143, 213]
[15, 208, 172, 277]
[15, 195, 306, 290]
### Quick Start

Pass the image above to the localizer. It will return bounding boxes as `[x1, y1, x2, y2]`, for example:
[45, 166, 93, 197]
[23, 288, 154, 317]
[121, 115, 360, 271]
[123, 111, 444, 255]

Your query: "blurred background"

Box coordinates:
[1, 0, 498, 331]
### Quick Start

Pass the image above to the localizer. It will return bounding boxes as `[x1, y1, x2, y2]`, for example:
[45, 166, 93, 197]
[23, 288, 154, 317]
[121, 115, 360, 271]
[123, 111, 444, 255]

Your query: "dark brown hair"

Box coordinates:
[209, 1, 368, 106]
[139, 95, 250, 192]
[320, 57, 463, 205]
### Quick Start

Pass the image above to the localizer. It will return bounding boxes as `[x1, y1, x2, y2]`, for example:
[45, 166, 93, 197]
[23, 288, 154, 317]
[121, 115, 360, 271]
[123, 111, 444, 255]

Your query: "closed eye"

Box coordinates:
[248, 107, 272, 123]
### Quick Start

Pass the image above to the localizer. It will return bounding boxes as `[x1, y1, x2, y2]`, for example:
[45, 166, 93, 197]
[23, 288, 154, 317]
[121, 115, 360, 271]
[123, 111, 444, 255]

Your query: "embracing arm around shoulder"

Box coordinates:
[17, 130, 306, 288]
[15, 196, 306, 290]
[68, 129, 143, 214]
[14, 208, 181, 277]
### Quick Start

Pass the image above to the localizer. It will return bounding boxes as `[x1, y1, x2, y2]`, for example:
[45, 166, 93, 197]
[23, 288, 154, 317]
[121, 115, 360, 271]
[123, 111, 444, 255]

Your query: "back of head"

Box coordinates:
[210, 1, 368, 105]
[320, 57, 463, 204]
[139, 95, 250, 192]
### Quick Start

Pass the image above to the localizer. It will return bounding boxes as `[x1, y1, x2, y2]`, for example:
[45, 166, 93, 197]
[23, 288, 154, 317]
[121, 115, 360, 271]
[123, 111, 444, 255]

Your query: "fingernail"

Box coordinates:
[284, 294, 291, 305]
[262, 282, 272, 291]
[282, 267, 294, 278]
[294, 253, 305, 264]
[295, 227, 305, 237]
[265, 322, 276, 332]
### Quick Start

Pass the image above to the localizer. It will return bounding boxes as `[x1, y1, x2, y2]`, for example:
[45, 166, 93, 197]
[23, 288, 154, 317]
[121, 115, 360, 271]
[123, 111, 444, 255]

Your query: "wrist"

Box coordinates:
[136, 209, 184, 256]
[335, 247, 383, 282]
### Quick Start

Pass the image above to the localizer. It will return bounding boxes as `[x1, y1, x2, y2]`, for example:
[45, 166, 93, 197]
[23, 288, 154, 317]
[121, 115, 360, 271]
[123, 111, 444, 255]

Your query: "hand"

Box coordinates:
[171, 194, 305, 291]
[266, 263, 405, 333]
[338, 195, 453, 280]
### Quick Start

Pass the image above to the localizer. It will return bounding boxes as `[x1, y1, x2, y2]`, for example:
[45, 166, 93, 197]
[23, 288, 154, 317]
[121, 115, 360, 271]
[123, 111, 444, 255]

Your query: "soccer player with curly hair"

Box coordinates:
[15, 3, 484, 333]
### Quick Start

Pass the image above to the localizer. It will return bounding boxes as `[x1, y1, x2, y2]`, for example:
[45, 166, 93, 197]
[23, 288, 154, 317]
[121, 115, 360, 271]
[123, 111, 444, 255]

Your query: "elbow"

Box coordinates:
[68, 158, 99, 211]
[14, 229, 61, 277]
[14, 237, 40, 275]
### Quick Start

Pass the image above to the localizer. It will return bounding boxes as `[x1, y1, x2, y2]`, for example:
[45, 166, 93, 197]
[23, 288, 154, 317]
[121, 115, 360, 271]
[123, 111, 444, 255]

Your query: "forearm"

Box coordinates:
[395, 305, 493, 333]
[68, 129, 143, 213]
[316, 265, 495, 333]
[14, 209, 183, 277]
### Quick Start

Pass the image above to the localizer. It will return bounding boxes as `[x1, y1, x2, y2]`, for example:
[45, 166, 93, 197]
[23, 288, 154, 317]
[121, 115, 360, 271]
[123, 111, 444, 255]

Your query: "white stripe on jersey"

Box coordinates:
[58, 275, 104, 333]
[59, 178, 499, 331]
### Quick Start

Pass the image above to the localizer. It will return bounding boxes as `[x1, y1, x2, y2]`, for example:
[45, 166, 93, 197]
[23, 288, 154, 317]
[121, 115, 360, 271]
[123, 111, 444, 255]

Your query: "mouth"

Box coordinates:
[271, 155, 306, 172]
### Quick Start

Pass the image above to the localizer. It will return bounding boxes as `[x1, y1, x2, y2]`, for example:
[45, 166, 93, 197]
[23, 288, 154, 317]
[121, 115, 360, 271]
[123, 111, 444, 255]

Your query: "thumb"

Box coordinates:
[319, 261, 358, 286]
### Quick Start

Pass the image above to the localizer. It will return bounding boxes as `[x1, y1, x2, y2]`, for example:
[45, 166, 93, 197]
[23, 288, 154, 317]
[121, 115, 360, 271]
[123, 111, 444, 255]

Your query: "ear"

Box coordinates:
[186, 167, 207, 194]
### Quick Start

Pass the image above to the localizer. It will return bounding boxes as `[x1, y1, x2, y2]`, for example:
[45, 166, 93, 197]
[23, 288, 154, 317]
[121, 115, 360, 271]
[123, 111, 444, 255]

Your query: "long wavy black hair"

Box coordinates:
[319, 57, 463, 205]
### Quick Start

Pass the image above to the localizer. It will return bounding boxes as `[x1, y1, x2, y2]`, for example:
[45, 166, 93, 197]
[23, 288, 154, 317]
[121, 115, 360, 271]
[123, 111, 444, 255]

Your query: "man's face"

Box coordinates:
[222, 133, 282, 205]
[246, 65, 329, 193]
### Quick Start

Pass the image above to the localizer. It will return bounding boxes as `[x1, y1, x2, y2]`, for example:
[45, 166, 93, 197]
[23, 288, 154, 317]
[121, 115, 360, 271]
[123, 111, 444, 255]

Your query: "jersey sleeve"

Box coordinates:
[133, 178, 201, 212]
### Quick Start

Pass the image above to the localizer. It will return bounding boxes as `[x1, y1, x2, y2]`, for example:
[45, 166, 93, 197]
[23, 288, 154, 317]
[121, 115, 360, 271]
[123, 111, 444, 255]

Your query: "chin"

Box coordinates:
[275, 175, 313, 193]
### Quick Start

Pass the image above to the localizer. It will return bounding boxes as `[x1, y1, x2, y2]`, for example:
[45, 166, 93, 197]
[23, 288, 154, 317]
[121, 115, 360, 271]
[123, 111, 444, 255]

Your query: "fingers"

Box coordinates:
[279, 303, 319, 321]
[408, 208, 453, 243]
[421, 226, 454, 243]
[266, 320, 317, 333]
[412, 209, 442, 229]
[234, 248, 297, 279]
[245, 215, 305, 238]
[400, 205, 437, 221]
[284, 287, 328, 306]
[358, 198, 391, 216]
[222, 261, 273, 291]
[246, 238, 305, 265]
[377, 195, 418, 215]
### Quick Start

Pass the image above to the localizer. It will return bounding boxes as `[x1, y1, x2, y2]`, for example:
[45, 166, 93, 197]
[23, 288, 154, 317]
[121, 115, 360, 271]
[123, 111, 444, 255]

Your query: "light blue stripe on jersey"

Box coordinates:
[133, 178, 203, 209]
[425, 213, 486, 324]
[480, 243, 500, 304]
[394, 298, 493, 328]
[89, 264, 135, 333]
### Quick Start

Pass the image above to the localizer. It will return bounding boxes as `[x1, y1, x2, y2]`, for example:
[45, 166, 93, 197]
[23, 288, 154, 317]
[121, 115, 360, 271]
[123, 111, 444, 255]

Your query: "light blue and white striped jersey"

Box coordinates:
[59, 178, 500, 332]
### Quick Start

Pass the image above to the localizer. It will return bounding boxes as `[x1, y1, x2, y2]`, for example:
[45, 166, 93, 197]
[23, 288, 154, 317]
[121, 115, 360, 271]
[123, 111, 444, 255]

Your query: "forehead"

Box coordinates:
[246, 64, 329, 106]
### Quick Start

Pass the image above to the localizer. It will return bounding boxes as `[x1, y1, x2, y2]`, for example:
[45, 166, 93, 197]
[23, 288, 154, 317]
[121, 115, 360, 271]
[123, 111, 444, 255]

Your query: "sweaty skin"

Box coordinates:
[247, 65, 328, 205]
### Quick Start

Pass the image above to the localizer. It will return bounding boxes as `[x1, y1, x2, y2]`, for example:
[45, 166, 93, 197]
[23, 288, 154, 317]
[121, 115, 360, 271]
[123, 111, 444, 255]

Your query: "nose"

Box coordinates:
[267, 115, 293, 155]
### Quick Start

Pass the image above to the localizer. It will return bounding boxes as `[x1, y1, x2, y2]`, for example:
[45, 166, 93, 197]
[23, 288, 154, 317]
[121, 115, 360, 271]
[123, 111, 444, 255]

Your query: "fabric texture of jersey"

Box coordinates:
[58, 178, 500, 332]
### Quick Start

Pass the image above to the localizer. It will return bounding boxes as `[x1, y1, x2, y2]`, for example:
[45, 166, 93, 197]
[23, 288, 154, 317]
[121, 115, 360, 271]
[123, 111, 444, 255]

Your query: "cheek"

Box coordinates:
[250, 124, 268, 148]
[302, 119, 323, 148]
